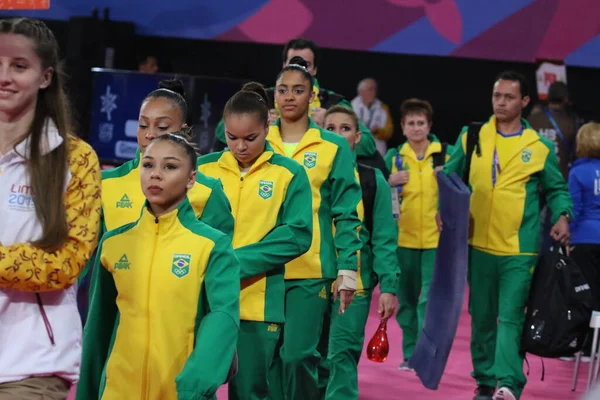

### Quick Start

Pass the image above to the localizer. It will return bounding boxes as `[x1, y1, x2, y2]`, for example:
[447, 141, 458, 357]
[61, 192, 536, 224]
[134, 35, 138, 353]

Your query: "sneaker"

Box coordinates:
[494, 387, 516, 400]
[398, 360, 414, 371]
[560, 356, 576, 361]
[473, 385, 495, 400]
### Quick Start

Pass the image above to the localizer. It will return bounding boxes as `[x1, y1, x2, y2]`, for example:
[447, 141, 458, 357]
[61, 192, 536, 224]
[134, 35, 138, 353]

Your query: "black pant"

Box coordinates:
[570, 243, 600, 353]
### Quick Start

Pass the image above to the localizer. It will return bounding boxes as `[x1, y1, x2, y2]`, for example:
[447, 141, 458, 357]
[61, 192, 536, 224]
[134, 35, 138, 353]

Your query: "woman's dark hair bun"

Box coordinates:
[158, 78, 185, 97]
[241, 81, 269, 105]
[288, 56, 308, 70]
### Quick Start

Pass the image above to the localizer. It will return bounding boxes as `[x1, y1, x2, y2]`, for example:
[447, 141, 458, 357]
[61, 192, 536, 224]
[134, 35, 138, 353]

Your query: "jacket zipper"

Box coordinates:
[35, 293, 55, 345]
[141, 216, 159, 399]
[234, 176, 244, 243]
[419, 160, 424, 249]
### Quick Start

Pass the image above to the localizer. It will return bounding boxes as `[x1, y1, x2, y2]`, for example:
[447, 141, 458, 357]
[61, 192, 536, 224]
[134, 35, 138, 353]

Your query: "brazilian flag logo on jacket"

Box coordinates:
[259, 180, 274, 200]
[304, 152, 317, 169]
[172, 254, 191, 278]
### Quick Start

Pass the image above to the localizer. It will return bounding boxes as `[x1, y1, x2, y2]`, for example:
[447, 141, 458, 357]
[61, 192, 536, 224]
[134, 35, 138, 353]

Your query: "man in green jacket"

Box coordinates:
[319, 105, 400, 399]
[442, 71, 572, 400]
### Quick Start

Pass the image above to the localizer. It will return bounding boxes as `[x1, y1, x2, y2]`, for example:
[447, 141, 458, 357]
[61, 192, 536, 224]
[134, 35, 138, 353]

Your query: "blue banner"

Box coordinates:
[88, 70, 190, 163]
[88, 69, 243, 163]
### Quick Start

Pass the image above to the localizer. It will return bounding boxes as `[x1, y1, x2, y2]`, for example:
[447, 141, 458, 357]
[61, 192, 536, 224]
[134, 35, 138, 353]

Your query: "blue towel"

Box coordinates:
[408, 172, 471, 390]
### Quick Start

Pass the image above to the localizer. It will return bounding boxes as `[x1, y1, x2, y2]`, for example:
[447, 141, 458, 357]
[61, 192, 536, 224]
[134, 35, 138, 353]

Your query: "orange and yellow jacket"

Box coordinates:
[443, 116, 573, 255]
[0, 128, 101, 385]
[77, 197, 240, 400]
[267, 119, 363, 280]
[197, 144, 312, 323]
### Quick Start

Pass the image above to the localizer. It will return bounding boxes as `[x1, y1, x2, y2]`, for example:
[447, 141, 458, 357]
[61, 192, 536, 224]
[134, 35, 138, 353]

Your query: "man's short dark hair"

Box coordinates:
[282, 38, 319, 68]
[547, 81, 569, 104]
[495, 70, 530, 98]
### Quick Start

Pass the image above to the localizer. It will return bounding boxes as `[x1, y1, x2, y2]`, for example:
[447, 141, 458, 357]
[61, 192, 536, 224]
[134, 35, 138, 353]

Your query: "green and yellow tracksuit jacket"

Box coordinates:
[197, 145, 313, 323]
[215, 78, 376, 157]
[267, 119, 362, 280]
[353, 164, 400, 294]
[384, 134, 448, 249]
[443, 116, 573, 255]
[79, 152, 234, 282]
[76, 197, 240, 400]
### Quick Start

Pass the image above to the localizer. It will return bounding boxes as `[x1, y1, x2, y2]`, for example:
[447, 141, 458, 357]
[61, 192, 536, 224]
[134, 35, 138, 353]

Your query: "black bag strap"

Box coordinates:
[356, 151, 390, 179]
[464, 122, 484, 185]
[432, 142, 448, 168]
[357, 163, 377, 244]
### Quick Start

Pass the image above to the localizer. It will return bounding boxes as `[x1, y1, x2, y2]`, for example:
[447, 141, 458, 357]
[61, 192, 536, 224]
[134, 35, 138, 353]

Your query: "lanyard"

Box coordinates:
[492, 148, 501, 186]
[395, 153, 403, 194]
[360, 106, 376, 129]
[493, 125, 523, 186]
[542, 108, 572, 155]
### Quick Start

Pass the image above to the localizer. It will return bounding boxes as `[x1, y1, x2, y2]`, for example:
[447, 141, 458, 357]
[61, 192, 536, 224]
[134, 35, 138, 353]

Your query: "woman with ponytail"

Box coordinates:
[198, 82, 312, 400]
[266, 57, 363, 400]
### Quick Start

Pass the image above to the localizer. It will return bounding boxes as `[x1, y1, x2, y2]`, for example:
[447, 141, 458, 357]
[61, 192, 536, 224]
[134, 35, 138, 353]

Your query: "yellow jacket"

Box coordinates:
[197, 146, 313, 322]
[444, 117, 573, 255]
[385, 136, 446, 249]
[267, 120, 363, 280]
[77, 198, 240, 400]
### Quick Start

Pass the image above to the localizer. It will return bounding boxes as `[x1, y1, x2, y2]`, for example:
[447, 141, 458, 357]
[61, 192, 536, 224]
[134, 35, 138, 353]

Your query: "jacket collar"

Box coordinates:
[267, 118, 323, 157]
[139, 196, 194, 235]
[398, 134, 442, 161]
[218, 142, 276, 176]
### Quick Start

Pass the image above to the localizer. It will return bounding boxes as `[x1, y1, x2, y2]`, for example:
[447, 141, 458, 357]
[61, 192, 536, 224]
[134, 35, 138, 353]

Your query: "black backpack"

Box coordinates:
[357, 151, 390, 179]
[463, 122, 484, 185]
[357, 163, 377, 242]
[432, 142, 449, 169]
[521, 245, 594, 358]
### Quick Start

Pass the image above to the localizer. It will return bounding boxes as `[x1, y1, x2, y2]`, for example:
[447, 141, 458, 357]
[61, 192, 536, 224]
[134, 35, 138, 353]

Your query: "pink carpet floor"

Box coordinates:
[68, 289, 591, 400]
[216, 287, 587, 400]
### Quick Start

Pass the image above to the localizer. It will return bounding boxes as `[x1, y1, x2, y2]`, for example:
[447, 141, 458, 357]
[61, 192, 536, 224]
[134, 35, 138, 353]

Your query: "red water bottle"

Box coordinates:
[366, 320, 389, 362]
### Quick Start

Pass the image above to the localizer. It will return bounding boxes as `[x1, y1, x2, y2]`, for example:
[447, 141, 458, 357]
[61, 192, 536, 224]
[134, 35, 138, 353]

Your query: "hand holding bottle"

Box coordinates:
[378, 293, 397, 321]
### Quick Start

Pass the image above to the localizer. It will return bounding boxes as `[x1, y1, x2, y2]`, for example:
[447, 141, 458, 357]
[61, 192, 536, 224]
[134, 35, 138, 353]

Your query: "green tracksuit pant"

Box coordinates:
[228, 321, 281, 400]
[323, 290, 373, 400]
[469, 247, 537, 400]
[395, 247, 436, 360]
[268, 279, 332, 400]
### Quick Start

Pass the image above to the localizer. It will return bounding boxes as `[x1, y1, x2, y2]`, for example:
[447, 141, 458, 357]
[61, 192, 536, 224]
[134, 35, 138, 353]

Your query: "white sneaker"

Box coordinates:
[494, 387, 516, 400]
[398, 360, 415, 371]
[560, 356, 576, 361]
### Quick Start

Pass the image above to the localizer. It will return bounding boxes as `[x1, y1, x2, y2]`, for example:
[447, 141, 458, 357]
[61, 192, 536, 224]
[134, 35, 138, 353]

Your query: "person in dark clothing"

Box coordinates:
[528, 82, 579, 180]
[528, 82, 580, 254]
